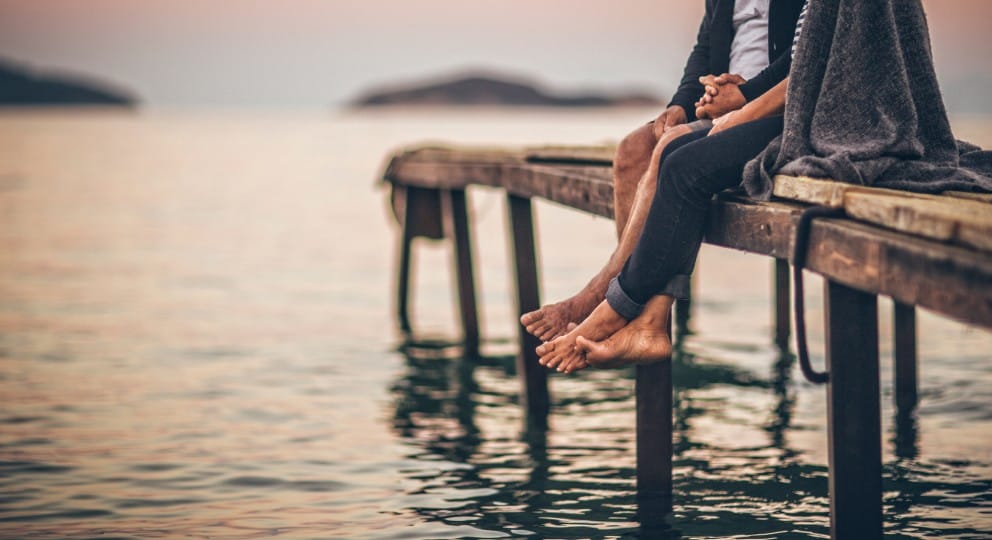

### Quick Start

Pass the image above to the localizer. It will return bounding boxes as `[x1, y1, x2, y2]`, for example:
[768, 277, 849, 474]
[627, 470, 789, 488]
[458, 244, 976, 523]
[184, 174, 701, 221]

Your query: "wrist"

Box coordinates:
[741, 99, 769, 120]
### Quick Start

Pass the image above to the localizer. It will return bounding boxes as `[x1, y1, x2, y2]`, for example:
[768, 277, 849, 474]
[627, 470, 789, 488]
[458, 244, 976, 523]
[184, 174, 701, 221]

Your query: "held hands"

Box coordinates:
[695, 73, 747, 120]
[651, 105, 687, 139]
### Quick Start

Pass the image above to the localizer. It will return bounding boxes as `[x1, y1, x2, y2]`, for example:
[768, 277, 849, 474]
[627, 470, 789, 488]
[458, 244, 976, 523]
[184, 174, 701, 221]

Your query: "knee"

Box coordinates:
[659, 151, 708, 205]
[614, 126, 655, 178]
[650, 125, 692, 166]
[659, 124, 692, 149]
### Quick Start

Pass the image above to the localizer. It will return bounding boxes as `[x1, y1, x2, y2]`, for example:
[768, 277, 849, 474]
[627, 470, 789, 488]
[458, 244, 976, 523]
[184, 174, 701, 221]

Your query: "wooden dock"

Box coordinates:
[381, 144, 992, 539]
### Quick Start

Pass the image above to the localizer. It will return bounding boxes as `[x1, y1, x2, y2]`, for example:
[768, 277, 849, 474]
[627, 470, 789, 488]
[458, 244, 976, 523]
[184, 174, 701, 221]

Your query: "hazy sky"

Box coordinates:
[0, 0, 990, 111]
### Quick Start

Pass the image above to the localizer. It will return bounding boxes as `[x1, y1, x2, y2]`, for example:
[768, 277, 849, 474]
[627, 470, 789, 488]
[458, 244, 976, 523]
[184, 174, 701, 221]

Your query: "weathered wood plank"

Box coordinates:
[502, 164, 615, 218]
[525, 145, 616, 165]
[944, 190, 992, 204]
[705, 197, 992, 329]
[773, 175, 992, 252]
[773, 175, 850, 207]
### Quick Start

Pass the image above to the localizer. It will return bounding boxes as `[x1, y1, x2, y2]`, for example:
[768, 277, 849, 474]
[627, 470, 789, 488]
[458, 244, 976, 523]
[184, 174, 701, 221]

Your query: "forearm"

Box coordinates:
[740, 78, 788, 119]
[738, 51, 791, 102]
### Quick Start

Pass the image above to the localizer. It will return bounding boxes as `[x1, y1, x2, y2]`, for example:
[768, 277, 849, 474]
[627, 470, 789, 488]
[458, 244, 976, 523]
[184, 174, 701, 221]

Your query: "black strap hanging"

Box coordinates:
[792, 205, 846, 384]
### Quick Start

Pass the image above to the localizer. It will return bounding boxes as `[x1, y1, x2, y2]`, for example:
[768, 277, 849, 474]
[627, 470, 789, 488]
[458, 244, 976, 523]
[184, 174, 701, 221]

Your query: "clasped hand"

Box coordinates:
[695, 73, 747, 120]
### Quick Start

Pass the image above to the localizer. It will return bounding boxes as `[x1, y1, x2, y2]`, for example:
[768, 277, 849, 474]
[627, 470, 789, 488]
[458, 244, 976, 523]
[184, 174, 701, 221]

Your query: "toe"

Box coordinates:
[524, 321, 543, 336]
[545, 329, 565, 342]
[520, 310, 542, 325]
[561, 357, 579, 374]
[557, 349, 581, 373]
[577, 335, 611, 364]
[546, 350, 567, 369]
[538, 325, 559, 342]
[567, 358, 589, 373]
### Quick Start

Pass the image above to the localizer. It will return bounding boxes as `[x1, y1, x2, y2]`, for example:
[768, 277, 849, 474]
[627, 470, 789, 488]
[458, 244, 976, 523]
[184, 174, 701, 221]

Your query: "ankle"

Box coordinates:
[573, 288, 603, 309]
[636, 311, 671, 328]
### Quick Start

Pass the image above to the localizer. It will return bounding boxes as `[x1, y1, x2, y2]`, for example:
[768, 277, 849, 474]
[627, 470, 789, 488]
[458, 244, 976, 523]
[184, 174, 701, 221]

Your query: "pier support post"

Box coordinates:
[894, 302, 918, 413]
[825, 280, 882, 540]
[774, 259, 791, 349]
[397, 196, 416, 336]
[443, 188, 480, 354]
[636, 358, 673, 506]
[507, 194, 549, 427]
[395, 185, 445, 337]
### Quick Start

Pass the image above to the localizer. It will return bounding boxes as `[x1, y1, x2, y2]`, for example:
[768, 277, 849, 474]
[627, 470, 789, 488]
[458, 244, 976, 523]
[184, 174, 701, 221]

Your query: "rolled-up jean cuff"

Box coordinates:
[606, 277, 645, 321]
[661, 274, 692, 300]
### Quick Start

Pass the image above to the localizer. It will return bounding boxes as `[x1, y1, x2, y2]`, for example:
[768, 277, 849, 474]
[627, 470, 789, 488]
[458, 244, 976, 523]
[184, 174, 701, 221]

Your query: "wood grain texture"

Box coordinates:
[773, 175, 992, 251]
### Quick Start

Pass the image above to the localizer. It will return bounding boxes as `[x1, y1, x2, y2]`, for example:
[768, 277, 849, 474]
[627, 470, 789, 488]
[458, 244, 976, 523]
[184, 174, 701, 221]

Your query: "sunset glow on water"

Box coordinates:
[0, 109, 990, 538]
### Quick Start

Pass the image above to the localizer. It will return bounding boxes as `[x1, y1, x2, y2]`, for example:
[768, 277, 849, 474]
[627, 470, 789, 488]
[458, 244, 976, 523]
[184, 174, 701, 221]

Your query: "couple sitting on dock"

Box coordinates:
[523, 0, 992, 373]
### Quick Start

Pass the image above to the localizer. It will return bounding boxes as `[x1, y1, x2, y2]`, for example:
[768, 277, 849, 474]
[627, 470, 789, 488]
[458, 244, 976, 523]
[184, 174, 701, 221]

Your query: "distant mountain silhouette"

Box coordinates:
[352, 72, 662, 108]
[0, 57, 136, 107]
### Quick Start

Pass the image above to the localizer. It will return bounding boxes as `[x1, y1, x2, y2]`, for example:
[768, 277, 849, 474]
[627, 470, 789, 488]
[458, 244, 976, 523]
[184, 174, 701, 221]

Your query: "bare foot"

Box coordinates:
[521, 291, 600, 342]
[537, 300, 628, 374]
[576, 296, 673, 369]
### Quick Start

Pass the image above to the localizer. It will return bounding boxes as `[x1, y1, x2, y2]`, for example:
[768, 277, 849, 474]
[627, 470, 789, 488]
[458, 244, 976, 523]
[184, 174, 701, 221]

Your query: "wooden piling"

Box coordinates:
[442, 188, 480, 354]
[774, 259, 791, 349]
[894, 302, 918, 413]
[636, 360, 673, 504]
[397, 190, 415, 335]
[825, 280, 882, 539]
[507, 194, 550, 427]
[393, 184, 446, 338]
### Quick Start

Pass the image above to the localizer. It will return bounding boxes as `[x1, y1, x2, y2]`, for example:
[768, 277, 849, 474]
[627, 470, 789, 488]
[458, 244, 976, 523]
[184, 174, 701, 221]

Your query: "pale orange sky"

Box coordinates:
[0, 0, 990, 111]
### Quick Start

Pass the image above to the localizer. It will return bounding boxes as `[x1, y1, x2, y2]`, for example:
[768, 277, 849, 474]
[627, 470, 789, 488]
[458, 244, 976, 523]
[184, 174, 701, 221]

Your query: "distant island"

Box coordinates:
[0, 57, 137, 107]
[351, 72, 662, 108]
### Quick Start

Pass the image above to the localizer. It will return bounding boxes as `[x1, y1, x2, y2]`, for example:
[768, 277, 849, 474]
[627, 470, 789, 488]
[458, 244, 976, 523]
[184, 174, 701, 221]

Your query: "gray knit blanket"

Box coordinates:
[743, 0, 992, 198]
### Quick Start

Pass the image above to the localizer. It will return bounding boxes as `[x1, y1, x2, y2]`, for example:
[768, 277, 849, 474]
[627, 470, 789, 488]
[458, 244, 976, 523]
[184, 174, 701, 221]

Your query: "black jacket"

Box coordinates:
[668, 0, 805, 121]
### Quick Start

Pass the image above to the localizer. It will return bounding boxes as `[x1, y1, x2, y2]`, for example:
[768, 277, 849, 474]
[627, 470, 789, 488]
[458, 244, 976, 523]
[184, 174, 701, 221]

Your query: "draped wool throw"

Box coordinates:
[742, 0, 992, 198]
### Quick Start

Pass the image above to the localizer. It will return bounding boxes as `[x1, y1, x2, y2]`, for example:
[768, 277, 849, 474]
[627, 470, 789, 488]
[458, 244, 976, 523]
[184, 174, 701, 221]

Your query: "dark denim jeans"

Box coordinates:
[606, 115, 785, 320]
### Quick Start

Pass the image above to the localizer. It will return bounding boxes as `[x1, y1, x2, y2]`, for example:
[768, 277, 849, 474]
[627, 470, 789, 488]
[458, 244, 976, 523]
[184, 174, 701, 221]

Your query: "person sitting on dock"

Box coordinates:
[521, 0, 805, 342]
[538, 0, 992, 373]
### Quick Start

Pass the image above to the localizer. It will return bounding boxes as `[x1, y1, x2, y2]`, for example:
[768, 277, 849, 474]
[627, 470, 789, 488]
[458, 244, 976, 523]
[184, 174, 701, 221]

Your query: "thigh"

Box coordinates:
[658, 127, 711, 168]
[663, 116, 784, 195]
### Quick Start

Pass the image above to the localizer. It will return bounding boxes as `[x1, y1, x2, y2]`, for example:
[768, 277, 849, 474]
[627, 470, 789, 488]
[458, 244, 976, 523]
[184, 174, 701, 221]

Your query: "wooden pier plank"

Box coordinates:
[525, 145, 615, 165]
[773, 175, 992, 251]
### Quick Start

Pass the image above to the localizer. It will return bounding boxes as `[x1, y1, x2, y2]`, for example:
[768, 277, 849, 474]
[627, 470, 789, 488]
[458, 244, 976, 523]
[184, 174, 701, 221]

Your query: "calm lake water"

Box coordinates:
[0, 109, 990, 539]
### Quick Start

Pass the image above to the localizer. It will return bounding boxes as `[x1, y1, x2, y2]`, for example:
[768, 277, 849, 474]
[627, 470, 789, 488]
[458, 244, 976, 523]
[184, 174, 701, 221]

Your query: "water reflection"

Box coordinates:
[389, 329, 833, 538]
[894, 409, 920, 462]
[766, 347, 797, 451]
[2, 111, 988, 539]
